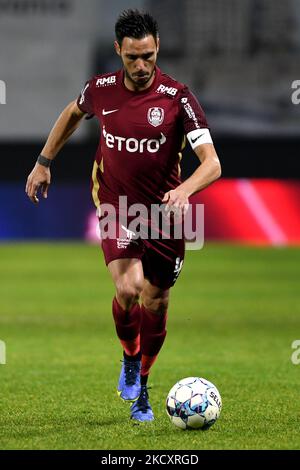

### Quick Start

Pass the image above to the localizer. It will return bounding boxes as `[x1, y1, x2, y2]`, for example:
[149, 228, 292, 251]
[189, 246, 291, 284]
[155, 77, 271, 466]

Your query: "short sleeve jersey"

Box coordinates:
[77, 66, 209, 209]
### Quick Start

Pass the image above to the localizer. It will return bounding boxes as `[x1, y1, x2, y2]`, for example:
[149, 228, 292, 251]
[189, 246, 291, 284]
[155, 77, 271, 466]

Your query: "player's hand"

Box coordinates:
[25, 163, 51, 204]
[162, 188, 189, 216]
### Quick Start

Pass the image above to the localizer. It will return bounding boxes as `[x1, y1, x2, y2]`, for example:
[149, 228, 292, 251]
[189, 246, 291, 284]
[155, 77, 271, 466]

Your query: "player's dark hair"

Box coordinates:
[115, 9, 158, 45]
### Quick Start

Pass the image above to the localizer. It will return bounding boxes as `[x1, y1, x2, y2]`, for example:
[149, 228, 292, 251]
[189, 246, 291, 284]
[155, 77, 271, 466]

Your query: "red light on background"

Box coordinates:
[85, 179, 300, 245]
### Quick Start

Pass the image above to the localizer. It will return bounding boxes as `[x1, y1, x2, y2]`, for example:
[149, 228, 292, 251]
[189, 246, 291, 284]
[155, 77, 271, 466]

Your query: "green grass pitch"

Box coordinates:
[0, 243, 300, 450]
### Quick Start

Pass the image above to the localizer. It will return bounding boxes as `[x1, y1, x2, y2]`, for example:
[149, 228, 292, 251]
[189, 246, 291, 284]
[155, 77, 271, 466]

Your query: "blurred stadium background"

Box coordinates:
[1, 0, 300, 243]
[1, 0, 300, 451]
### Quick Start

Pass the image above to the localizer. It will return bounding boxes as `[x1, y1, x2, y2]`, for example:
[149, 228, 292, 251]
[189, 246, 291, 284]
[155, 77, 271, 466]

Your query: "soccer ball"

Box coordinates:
[166, 377, 222, 430]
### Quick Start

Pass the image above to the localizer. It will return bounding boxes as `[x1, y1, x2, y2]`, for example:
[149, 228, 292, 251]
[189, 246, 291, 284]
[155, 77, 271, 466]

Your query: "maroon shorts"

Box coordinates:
[99, 215, 185, 290]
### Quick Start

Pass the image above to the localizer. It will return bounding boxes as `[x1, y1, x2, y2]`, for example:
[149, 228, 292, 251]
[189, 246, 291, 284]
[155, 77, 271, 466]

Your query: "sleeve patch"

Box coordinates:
[187, 128, 213, 149]
[79, 83, 90, 106]
[179, 86, 209, 134]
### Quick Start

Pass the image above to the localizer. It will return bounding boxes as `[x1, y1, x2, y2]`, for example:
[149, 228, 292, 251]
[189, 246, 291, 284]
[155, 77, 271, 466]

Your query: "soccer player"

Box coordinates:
[26, 10, 221, 422]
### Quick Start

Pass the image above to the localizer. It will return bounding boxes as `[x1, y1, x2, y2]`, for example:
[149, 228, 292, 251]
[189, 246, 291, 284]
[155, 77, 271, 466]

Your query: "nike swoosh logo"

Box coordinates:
[102, 109, 119, 115]
[191, 133, 205, 144]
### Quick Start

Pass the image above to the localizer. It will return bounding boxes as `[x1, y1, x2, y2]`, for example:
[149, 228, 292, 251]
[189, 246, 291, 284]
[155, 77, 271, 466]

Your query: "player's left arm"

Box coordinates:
[163, 143, 221, 214]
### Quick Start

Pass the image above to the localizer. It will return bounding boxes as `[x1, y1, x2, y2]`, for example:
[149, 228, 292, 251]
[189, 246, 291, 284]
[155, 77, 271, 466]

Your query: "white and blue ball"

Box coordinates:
[166, 377, 222, 430]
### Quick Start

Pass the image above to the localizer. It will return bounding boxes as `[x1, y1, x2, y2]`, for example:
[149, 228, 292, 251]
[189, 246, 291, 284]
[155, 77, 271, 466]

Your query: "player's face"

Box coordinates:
[115, 35, 159, 89]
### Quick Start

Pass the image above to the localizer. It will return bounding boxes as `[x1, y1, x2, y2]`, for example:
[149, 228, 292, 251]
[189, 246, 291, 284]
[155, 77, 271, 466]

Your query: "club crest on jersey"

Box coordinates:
[147, 107, 164, 127]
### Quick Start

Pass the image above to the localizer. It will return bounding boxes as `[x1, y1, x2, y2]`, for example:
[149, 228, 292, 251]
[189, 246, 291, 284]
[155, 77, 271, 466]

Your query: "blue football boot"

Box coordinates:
[117, 358, 141, 402]
[130, 385, 154, 422]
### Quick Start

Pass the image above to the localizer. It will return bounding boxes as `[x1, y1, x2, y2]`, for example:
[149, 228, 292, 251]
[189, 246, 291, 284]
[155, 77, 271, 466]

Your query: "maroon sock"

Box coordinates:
[112, 297, 141, 355]
[140, 305, 167, 374]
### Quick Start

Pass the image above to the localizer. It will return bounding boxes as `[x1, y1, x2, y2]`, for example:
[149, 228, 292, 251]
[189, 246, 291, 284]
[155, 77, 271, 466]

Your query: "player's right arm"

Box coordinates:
[25, 100, 86, 204]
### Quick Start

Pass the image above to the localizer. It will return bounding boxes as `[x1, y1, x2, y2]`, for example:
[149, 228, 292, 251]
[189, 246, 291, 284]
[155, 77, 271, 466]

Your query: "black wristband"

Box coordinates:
[37, 154, 52, 168]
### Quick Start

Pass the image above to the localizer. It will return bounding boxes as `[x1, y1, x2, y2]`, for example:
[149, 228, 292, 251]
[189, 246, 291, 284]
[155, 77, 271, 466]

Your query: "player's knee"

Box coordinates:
[143, 296, 169, 315]
[116, 280, 143, 310]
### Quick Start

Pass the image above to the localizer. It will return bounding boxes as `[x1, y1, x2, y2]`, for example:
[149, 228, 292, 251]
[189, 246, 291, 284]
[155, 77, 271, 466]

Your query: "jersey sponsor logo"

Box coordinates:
[102, 109, 119, 115]
[156, 84, 178, 96]
[117, 225, 138, 249]
[173, 257, 183, 282]
[96, 76, 116, 87]
[183, 101, 200, 129]
[102, 126, 166, 154]
[79, 83, 89, 105]
[147, 107, 164, 127]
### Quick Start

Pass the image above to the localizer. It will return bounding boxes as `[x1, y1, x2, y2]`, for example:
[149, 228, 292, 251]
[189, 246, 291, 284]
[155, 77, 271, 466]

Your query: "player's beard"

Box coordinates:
[125, 67, 155, 89]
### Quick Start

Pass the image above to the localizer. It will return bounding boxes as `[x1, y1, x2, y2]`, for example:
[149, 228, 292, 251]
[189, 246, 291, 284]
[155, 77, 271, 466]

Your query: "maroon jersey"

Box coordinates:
[77, 66, 208, 209]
